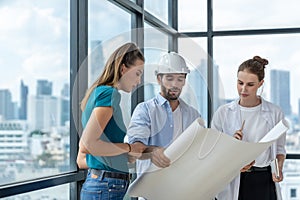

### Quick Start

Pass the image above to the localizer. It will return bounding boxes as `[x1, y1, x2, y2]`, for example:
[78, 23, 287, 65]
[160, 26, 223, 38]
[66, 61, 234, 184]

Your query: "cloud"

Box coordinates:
[23, 51, 64, 74]
[213, 0, 300, 29]
[89, 1, 130, 41]
[0, 1, 69, 101]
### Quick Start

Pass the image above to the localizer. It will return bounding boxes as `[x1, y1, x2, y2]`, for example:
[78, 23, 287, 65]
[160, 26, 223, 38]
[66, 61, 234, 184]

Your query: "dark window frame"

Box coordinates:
[1, 0, 299, 199]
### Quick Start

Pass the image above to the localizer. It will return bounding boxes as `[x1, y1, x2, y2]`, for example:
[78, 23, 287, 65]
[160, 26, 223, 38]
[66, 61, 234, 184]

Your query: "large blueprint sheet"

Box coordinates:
[128, 118, 288, 200]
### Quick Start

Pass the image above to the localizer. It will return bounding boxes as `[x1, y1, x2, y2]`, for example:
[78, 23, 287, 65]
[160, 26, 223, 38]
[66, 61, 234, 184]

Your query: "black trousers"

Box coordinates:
[238, 167, 277, 200]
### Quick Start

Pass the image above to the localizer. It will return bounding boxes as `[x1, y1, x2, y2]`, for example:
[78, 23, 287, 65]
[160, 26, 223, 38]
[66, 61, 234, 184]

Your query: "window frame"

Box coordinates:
[1, 0, 299, 199]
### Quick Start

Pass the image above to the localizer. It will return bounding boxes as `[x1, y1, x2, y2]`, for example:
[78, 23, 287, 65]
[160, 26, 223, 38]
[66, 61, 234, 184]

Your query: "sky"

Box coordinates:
[0, 0, 69, 102]
[1, 0, 300, 114]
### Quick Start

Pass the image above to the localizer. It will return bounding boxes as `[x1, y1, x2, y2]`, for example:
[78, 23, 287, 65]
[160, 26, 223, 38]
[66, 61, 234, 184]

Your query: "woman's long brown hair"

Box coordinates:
[80, 42, 144, 111]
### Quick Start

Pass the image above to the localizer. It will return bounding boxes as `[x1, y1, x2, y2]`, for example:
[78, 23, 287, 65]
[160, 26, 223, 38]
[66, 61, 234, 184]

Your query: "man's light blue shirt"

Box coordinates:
[127, 93, 201, 175]
[127, 93, 201, 148]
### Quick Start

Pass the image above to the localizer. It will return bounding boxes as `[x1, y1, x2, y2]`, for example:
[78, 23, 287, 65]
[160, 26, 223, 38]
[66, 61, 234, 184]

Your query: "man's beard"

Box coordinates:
[161, 85, 181, 101]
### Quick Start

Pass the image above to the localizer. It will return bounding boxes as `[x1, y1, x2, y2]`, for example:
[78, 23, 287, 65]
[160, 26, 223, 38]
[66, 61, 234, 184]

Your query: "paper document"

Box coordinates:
[128, 118, 288, 200]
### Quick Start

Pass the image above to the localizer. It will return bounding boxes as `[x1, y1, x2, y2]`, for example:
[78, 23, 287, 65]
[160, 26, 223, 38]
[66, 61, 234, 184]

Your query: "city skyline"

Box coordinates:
[0, 79, 70, 126]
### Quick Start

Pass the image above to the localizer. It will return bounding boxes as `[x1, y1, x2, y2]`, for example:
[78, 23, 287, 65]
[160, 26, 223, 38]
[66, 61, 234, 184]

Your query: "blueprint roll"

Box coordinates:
[128, 118, 288, 200]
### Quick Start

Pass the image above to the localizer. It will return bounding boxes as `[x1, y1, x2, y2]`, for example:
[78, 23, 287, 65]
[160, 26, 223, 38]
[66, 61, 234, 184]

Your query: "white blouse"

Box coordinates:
[239, 104, 271, 167]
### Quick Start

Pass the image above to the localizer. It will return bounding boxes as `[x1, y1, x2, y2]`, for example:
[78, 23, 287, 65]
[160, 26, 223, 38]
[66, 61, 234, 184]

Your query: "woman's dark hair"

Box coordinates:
[238, 56, 268, 81]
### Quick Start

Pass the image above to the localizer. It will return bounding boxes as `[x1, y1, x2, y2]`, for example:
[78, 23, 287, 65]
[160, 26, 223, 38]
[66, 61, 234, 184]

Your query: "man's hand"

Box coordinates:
[151, 147, 171, 168]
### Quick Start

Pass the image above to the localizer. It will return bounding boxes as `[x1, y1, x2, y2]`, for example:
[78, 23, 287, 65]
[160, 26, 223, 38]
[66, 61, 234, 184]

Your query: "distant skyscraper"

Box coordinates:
[19, 80, 28, 120]
[212, 62, 225, 111]
[270, 69, 291, 116]
[188, 59, 208, 120]
[298, 99, 300, 122]
[60, 83, 70, 126]
[0, 89, 17, 120]
[37, 80, 52, 96]
[90, 40, 104, 85]
[61, 83, 70, 98]
[27, 95, 59, 131]
[187, 59, 222, 123]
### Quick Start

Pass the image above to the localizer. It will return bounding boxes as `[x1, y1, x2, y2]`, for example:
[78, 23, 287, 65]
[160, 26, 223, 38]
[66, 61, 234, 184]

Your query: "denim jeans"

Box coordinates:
[81, 170, 129, 200]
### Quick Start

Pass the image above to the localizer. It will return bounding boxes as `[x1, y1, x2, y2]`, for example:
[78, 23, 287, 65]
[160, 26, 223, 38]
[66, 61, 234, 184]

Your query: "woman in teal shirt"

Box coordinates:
[78, 42, 146, 200]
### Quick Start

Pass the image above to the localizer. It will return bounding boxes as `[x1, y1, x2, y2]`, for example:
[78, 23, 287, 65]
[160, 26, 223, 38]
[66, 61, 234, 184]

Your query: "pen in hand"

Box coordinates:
[234, 120, 245, 140]
[240, 120, 245, 131]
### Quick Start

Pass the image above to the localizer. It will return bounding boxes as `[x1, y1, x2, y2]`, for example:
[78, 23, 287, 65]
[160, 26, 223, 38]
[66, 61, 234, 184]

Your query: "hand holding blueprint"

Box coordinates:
[128, 118, 289, 200]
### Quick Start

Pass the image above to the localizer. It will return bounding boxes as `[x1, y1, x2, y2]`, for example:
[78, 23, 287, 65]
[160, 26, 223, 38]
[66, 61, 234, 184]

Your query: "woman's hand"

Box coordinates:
[234, 120, 245, 140]
[127, 142, 146, 163]
[234, 130, 243, 140]
[272, 154, 285, 182]
[240, 160, 255, 172]
[272, 170, 283, 182]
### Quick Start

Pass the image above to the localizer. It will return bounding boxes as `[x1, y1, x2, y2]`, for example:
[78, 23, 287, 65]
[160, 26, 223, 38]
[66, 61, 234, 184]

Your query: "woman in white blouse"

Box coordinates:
[211, 56, 286, 200]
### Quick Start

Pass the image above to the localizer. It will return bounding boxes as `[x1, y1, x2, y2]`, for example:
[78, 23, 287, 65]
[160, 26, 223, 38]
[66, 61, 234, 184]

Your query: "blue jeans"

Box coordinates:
[80, 170, 129, 200]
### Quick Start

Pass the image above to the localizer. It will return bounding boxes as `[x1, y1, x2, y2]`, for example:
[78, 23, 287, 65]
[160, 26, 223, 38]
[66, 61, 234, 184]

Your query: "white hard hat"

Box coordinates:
[155, 52, 190, 75]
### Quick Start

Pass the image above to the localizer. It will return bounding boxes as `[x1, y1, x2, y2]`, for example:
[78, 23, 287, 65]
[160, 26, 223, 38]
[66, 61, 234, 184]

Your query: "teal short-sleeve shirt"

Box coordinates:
[82, 86, 128, 173]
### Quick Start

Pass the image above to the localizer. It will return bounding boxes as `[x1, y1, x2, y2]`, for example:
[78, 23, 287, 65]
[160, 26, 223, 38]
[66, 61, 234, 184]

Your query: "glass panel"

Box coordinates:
[143, 23, 169, 101]
[178, 37, 208, 125]
[214, 34, 300, 154]
[0, 0, 70, 185]
[88, 0, 131, 85]
[178, 0, 207, 32]
[280, 159, 300, 199]
[87, 1, 132, 127]
[144, 0, 168, 24]
[214, 0, 300, 30]
[1, 183, 69, 200]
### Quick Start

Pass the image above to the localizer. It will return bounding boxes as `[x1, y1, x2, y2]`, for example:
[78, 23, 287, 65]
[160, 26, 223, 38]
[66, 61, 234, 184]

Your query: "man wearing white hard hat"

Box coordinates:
[127, 52, 202, 180]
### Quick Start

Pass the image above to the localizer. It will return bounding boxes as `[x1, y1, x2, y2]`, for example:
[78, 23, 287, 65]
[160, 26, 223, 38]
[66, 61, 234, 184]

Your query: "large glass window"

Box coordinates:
[281, 160, 300, 199]
[178, 0, 207, 32]
[178, 37, 208, 125]
[213, 34, 300, 200]
[1, 184, 69, 200]
[87, 0, 132, 126]
[214, 34, 300, 155]
[0, 0, 70, 186]
[144, 0, 168, 25]
[213, 0, 300, 30]
[88, 0, 131, 85]
[143, 23, 169, 101]
[2, 0, 299, 199]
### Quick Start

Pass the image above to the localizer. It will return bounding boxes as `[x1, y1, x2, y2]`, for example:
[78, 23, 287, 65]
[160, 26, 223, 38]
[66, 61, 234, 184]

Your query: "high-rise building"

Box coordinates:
[270, 70, 291, 116]
[36, 80, 52, 96]
[60, 83, 69, 98]
[187, 59, 208, 120]
[89, 40, 105, 85]
[27, 95, 59, 131]
[19, 80, 28, 120]
[60, 83, 70, 126]
[0, 89, 17, 120]
[298, 99, 300, 123]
